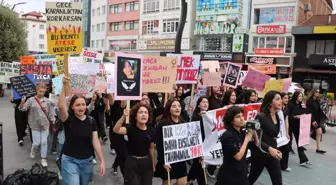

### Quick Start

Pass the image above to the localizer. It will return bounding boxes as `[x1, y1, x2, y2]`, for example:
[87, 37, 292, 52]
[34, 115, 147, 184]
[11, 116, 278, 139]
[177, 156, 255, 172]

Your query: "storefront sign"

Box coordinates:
[308, 54, 336, 67]
[259, 6, 295, 24]
[248, 57, 275, 64]
[249, 64, 277, 74]
[256, 25, 286, 34]
[147, 39, 175, 50]
[255, 48, 284, 55]
[313, 26, 336, 34]
[202, 53, 233, 60]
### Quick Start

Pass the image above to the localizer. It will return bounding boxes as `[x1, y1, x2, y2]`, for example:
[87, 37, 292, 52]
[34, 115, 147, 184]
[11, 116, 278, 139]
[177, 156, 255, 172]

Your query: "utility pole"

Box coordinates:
[174, 0, 187, 54]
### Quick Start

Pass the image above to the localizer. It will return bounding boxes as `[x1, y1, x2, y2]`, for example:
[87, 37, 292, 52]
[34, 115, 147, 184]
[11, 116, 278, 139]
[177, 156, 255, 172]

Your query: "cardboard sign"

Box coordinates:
[142, 56, 177, 93]
[237, 71, 247, 85]
[105, 63, 115, 93]
[46, 2, 83, 54]
[163, 121, 203, 165]
[202, 71, 221, 87]
[81, 49, 104, 63]
[201, 60, 220, 72]
[52, 76, 63, 95]
[0, 62, 20, 83]
[10, 74, 36, 100]
[223, 62, 241, 88]
[35, 54, 57, 74]
[68, 57, 82, 74]
[242, 68, 271, 91]
[263, 79, 284, 95]
[56, 55, 65, 76]
[20, 56, 35, 65]
[70, 63, 100, 75]
[299, 114, 312, 147]
[70, 74, 95, 97]
[20, 64, 52, 84]
[167, 54, 200, 84]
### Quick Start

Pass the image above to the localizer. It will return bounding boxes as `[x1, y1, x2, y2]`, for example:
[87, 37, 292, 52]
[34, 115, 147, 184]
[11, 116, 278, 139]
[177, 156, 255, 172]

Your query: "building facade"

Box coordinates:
[247, 0, 333, 78]
[292, 14, 336, 92]
[106, 0, 140, 52]
[137, 0, 196, 54]
[91, 0, 108, 52]
[71, 0, 91, 48]
[193, 0, 250, 64]
[19, 11, 47, 54]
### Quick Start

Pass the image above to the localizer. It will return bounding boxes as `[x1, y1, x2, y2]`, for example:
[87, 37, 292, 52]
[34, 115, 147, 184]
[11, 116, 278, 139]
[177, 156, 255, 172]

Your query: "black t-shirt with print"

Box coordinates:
[126, 124, 155, 157]
[63, 115, 97, 159]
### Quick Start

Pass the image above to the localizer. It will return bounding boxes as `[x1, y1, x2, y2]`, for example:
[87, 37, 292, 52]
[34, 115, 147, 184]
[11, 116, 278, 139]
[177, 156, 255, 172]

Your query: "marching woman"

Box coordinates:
[113, 102, 156, 185]
[187, 96, 209, 185]
[248, 90, 283, 185]
[222, 89, 237, 106]
[155, 98, 188, 185]
[58, 77, 105, 185]
[216, 106, 253, 185]
[238, 89, 258, 104]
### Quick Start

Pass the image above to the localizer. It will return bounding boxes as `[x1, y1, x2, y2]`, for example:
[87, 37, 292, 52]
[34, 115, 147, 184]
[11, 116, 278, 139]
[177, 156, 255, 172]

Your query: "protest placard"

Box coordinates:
[69, 63, 100, 75]
[56, 55, 65, 76]
[202, 71, 221, 87]
[35, 54, 57, 74]
[115, 52, 143, 100]
[299, 114, 311, 147]
[201, 60, 220, 72]
[282, 78, 292, 92]
[94, 76, 107, 93]
[46, 2, 83, 54]
[81, 49, 104, 63]
[223, 62, 241, 88]
[263, 79, 284, 95]
[20, 56, 35, 65]
[237, 71, 248, 85]
[0, 62, 20, 83]
[10, 74, 36, 100]
[70, 74, 95, 97]
[20, 64, 52, 84]
[142, 56, 177, 93]
[52, 76, 63, 95]
[104, 63, 115, 93]
[68, 57, 82, 74]
[167, 54, 200, 84]
[163, 121, 203, 165]
[242, 67, 271, 91]
[277, 110, 290, 147]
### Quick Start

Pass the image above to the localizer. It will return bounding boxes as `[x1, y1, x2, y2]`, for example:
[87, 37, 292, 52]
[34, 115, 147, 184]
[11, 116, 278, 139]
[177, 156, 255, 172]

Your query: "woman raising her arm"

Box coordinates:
[58, 77, 105, 185]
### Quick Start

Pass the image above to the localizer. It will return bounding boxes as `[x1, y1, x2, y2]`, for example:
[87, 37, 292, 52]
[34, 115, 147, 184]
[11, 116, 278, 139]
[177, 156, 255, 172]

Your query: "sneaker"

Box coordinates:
[51, 150, 57, 155]
[41, 159, 48, 167]
[206, 169, 216, 179]
[93, 159, 97, 165]
[110, 149, 116, 155]
[102, 136, 108, 143]
[283, 167, 292, 172]
[30, 147, 36, 159]
[18, 140, 23, 147]
[112, 167, 118, 176]
[316, 149, 326, 154]
[300, 161, 312, 166]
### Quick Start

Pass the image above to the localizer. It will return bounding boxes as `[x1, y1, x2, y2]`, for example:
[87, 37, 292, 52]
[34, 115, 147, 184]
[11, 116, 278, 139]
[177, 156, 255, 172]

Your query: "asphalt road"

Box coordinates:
[0, 89, 336, 185]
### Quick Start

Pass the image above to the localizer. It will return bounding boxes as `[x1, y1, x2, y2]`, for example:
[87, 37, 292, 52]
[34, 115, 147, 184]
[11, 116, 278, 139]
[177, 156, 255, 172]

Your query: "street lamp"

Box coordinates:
[12, 2, 27, 10]
[174, 0, 187, 54]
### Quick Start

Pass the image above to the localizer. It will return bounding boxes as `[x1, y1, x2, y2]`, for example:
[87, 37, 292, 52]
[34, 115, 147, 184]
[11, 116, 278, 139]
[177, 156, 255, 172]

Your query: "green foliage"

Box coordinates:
[103, 57, 111, 62]
[0, 6, 28, 62]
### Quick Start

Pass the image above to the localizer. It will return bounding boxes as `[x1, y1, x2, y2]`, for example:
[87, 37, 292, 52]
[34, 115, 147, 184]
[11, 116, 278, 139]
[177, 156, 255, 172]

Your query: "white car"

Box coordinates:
[288, 82, 305, 95]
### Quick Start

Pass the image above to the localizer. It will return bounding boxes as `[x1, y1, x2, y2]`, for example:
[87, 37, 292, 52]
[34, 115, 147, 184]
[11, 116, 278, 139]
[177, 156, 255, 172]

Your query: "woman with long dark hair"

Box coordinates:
[58, 77, 105, 185]
[288, 91, 311, 166]
[113, 102, 156, 185]
[306, 88, 326, 154]
[175, 85, 192, 121]
[278, 93, 291, 172]
[155, 98, 188, 185]
[216, 106, 253, 185]
[238, 89, 258, 104]
[249, 90, 283, 185]
[187, 96, 208, 185]
[222, 89, 237, 106]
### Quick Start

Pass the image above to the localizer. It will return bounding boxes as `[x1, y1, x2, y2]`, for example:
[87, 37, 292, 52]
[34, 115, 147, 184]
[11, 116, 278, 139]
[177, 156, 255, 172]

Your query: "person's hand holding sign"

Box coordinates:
[62, 76, 70, 85]
[163, 164, 171, 172]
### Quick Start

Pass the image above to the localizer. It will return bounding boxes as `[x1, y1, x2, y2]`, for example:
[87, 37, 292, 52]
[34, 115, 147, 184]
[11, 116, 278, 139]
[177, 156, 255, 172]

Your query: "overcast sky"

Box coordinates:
[5, 0, 336, 13]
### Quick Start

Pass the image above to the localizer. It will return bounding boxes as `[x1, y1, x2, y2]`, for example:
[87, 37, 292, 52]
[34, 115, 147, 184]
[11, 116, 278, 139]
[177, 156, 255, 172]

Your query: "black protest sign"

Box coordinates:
[20, 64, 52, 84]
[223, 62, 241, 88]
[163, 121, 203, 165]
[10, 74, 36, 100]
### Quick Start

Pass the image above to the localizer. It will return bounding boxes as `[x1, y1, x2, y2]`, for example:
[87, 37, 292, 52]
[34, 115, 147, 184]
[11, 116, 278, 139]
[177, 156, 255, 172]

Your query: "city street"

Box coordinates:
[0, 90, 336, 185]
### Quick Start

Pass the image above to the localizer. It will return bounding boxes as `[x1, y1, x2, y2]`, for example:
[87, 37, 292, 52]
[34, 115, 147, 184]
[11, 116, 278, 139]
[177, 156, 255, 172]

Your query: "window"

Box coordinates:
[97, 7, 100, 15]
[39, 44, 44, 49]
[92, 25, 95, 32]
[92, 9, 95, 16]
[110, 4, 122, 13]
[265, 37, 278, 48]
[163, 0, 180, 11]
[91, 40, 94, 47]
[125, 21, 139, 30]
[102, 5, 106, 15]
[146, 20, 154, 34]
[97, 24, 100, 32]
[96, 40, 99, 48]
[110, 22, 122, 31]
[126, 1, 139, 11]
[252, 36, 293, 53]
[101, 40, 104, 47]
[198, 35, 233, 51]
[253, 9, 260, 24]
[285, 36, 292, 53]
[163, 19, 179, 33]
[39, 24, 44, 30]
[143, 0, 160, 13]
[102, 23, 105, 31]
[39, 34, 44, 39]
[306, 40, 335, 57]
[252, 37, 258, 52]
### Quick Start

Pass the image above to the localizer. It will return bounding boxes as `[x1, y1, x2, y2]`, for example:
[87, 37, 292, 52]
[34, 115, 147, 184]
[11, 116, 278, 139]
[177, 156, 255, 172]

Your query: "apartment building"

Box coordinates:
[91, 0, 108, 52]
[71, 0, 91, 47]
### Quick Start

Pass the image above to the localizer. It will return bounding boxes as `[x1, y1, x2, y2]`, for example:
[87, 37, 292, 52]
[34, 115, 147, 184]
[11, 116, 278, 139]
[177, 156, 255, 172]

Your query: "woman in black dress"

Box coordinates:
[155, 98, 188, 185]
[216, 106, 253, 185]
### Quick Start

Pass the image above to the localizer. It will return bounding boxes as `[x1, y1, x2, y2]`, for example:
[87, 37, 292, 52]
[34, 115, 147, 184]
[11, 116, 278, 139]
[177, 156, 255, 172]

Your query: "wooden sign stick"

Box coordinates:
[63, 54, 70, 96]
[188, 84, 195, 108]
[126, 100, 130, 123]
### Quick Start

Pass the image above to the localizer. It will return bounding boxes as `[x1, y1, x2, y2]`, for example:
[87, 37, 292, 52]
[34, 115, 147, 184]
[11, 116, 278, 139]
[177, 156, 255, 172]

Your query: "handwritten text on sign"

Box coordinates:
[163, 121, 203, 165]
[167, 54, 200, 84]
[81, 49, 104, 63]
[10, 75, 37, 100]
[142, 56, 177, 93]
[20, 65, 52, 83]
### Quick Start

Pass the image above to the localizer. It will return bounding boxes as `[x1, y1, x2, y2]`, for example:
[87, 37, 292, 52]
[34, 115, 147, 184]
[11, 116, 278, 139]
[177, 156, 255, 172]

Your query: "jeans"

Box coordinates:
[61, 155, 94, 185]
[58, 130, 65, 144]
[31, 130, 49, 158]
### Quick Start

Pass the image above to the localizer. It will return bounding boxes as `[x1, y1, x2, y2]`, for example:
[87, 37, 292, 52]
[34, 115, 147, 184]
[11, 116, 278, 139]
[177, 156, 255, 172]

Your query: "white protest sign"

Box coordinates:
[237, 71, 247, 85]
[70, 74, 96, 97]
[69, 63, 100, 75]
[163, 121, 203, 165]
[68, 57, 82, 74]
[104, 63, 115, 93]
[0, 62, 20, 83]
[81, 49, 104, 63]
[277, 110, 289, 147]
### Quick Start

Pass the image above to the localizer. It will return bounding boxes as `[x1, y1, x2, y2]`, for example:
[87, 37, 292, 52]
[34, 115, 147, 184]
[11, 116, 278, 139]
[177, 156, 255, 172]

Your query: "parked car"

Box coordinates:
[288, 82, 305, 95]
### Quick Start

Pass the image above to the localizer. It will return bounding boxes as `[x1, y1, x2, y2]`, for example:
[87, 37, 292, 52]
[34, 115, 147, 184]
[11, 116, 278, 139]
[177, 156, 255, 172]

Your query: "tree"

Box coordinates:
[0, 4, 28, 62]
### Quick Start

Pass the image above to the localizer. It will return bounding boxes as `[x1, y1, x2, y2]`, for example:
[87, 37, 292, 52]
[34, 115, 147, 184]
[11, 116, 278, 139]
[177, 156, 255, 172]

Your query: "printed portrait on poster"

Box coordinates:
[223, 62, 241, 88]
[115, 54, 142, 100]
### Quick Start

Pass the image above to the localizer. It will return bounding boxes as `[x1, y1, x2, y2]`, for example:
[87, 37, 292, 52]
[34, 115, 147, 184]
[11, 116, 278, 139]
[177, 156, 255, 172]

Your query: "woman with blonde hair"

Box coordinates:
[19, 84, 55, 167]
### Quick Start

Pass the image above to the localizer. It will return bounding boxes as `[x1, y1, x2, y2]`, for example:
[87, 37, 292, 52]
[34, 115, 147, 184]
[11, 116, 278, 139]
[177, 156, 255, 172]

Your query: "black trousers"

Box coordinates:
[187, 158, 206, 185]
[292, 122, 309, 164]
[249, 154, 282, 185]
[207, 165, 217, 175]
[14, 109, 28, 142]
[124, 156, 153, 185]
[51, 130, 59, 152]
[278, 144, 289, 170]
[95, 113, 107, 139]
[111, 133, 127, 175]
[288, 123, 294, 151]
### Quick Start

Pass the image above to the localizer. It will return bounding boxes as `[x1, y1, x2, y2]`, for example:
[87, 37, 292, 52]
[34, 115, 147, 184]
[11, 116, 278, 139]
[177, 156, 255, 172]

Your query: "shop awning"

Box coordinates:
[293, 68, 336, 74]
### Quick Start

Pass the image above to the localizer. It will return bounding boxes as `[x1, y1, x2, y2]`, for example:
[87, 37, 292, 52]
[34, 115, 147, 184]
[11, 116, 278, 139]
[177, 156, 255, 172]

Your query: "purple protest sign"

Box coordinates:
[241, 67, 271, 91]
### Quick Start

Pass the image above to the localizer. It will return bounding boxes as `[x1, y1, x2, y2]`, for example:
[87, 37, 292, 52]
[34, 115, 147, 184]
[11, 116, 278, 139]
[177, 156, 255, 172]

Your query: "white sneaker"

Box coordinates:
[284, 167, 292, 172]
[41, 159, 48, 167]
[93, 159, 97, 165]
[30, 147, 36, 159]
[110, 149, 116, 155]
